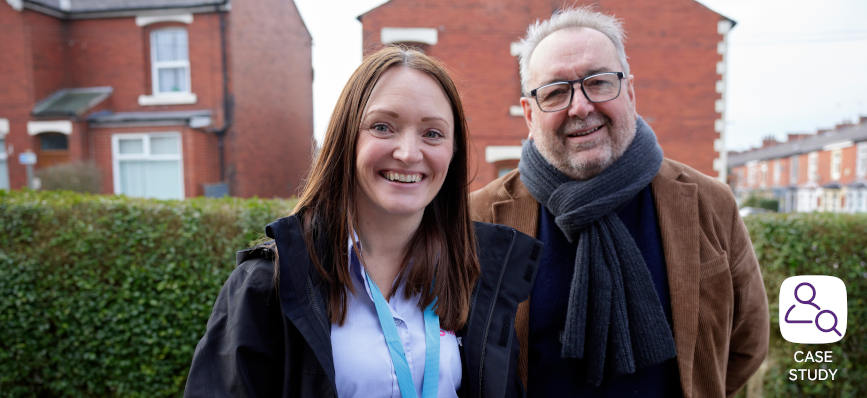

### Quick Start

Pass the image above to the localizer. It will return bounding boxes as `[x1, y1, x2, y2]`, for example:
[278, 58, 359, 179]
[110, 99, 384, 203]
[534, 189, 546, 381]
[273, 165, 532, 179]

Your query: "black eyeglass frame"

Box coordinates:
[529, 72, 626, 113]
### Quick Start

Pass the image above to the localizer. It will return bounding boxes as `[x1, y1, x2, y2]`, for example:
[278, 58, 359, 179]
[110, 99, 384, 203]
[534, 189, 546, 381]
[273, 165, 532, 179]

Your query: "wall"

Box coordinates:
[227, 0, 314, 198]
[0, 5, 36, 189]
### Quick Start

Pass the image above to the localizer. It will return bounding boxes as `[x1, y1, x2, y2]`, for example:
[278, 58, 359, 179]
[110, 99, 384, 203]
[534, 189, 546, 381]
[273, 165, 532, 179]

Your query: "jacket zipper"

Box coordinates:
[475, 229, 517, 397]
[307, 277, 330, 336]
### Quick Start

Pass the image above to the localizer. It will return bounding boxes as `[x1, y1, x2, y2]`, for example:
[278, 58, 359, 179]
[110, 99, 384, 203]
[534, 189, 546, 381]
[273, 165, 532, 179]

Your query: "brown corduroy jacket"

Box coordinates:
[470, 158, 769, 398]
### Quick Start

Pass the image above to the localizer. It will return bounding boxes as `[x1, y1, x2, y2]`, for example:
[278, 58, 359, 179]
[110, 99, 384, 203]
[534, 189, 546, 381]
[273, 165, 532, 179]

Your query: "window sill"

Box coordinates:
[138, 93, 197, 106]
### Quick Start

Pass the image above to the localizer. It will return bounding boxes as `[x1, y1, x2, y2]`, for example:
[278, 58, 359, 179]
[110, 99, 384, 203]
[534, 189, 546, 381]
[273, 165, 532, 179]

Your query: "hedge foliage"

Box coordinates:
[2, 190, 866, 397]
[0, 190, 294, 397]
[745, 213, 867, 397]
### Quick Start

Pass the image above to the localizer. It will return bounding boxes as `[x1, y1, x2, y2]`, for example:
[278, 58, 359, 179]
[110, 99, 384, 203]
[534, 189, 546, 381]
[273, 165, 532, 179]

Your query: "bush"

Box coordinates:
[3, 192, 865, 397]
[742, 194, 780, 212]
[745, 213, 867, 397]
[35, 161, 103, 194]
[0, 190, 294, 397]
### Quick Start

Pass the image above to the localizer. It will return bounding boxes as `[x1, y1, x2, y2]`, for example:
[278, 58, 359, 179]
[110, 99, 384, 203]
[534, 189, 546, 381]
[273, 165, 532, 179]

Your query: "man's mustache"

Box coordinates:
[557, 114, 610, 136]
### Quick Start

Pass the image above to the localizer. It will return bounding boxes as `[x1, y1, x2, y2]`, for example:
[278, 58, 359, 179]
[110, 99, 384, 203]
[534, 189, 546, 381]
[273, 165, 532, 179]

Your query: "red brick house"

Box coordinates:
[0, 0, 313, 199]
[359, 0, 734, 190]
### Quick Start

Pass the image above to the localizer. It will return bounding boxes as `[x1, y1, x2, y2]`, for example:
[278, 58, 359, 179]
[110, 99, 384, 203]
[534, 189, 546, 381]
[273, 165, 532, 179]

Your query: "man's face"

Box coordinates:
[521, 27, 637, 181]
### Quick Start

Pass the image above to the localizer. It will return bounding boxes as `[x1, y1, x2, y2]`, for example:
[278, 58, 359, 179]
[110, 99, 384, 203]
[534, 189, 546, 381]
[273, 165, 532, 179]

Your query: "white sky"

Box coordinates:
[294, 0, 867, 152]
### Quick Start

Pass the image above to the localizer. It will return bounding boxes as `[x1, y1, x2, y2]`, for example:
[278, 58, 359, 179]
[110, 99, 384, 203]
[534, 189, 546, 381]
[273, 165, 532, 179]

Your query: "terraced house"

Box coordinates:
[729, 117, 867, 213]
[1, 0, 313, 198]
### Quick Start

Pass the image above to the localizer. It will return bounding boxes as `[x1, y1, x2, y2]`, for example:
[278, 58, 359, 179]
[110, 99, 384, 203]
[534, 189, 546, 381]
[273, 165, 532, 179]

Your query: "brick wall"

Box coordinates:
[226, 0, 314, 198]
[360, 0, 724, 190]
[841, 145, 857, 183]
[817, 150, 831, 184]
[27, 10, 70, 103]
[1, 5, 36, 189]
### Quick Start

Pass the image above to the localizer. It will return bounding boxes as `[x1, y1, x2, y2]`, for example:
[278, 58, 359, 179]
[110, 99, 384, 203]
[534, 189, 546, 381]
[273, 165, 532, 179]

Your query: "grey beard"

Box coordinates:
[535, 114, 636, 181]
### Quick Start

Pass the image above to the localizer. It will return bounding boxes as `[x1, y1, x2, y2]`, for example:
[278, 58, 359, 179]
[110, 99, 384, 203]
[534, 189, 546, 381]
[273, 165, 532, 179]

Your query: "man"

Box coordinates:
[470, 6, 768, 398]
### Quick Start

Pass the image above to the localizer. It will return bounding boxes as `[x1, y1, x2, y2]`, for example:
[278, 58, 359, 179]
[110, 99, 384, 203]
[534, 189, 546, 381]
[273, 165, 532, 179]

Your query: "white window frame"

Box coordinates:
[773, 160, 781, 185]
[150, 28, 191, 96]
[790, 155, 799, 185]
[808, 151, 819, 182]
[831, 149, 842, 181]
[857, 142, 867, 178]
[747, 163, 759, 187]
[0, 134, 8, 190]
[111, 132, 185, 199]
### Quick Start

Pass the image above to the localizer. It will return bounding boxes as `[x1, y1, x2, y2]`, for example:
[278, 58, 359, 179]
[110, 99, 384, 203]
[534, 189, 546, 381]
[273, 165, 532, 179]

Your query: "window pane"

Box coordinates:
[153, 29, 188, 62]
[119, 160, 182, 199]
[158, 67, 188, 93]
[40, 134, 68, 151]
[498, 167, 515, 178]
[151, 136, 179, 155]
[118, 138, 144, 154]
[0, 160, 8, 189]
[0, 138, 5, 152]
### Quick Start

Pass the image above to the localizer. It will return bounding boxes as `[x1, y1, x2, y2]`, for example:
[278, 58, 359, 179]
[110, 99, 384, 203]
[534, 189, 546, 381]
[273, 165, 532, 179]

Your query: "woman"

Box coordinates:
[184, 46, 542, 398]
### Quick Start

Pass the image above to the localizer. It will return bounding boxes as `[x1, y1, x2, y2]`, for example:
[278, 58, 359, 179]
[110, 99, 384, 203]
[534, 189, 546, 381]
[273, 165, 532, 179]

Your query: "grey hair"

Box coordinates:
[518, 5, 630, 96]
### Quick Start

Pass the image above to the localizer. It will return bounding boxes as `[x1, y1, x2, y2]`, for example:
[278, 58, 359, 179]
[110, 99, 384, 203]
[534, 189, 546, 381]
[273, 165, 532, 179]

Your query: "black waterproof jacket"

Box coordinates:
[184, 215, 542, 398]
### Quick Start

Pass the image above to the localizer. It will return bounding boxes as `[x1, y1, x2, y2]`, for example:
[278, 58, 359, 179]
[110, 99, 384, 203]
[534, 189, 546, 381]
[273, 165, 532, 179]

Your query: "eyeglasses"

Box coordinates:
[529, 72, 625, 112]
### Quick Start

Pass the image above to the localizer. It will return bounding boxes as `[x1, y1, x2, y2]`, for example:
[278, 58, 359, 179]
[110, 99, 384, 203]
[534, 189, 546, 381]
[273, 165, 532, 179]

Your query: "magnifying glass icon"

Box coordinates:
[816, 310, 842, 336]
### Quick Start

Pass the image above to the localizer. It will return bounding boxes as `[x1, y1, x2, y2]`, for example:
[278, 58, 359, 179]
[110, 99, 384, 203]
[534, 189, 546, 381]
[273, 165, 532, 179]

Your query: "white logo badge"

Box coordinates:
[780, 275, 847, 344]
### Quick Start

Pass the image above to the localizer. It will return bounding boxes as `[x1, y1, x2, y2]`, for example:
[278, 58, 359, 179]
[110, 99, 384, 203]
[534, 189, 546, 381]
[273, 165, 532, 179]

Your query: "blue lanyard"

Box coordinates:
[365, 271, 440, 398]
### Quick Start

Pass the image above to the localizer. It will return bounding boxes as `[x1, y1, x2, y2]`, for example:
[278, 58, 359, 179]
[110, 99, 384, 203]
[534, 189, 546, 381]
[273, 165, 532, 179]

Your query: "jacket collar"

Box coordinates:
[495, 159, 701, 396]
[493, 171, 540, 239]
[266, 215, 337, 391]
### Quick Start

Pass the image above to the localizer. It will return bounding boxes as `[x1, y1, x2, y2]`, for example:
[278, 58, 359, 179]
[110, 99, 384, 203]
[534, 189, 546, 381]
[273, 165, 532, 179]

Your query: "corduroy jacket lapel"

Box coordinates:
[650, 160, 701, 397]
[491, 172, 540, 237]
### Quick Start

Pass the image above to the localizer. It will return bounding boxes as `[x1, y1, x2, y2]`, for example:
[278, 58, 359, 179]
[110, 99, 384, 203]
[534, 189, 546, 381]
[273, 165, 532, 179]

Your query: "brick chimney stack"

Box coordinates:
[761, 135, 779, 148]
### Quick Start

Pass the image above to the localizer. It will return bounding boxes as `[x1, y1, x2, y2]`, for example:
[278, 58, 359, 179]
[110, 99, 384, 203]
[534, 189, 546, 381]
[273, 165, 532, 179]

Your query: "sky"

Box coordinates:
[293, 0, 867, 152]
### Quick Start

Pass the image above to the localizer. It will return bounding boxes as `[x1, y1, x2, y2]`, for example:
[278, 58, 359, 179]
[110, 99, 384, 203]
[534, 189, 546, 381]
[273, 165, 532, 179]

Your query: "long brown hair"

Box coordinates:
[288, 46, 479, 331]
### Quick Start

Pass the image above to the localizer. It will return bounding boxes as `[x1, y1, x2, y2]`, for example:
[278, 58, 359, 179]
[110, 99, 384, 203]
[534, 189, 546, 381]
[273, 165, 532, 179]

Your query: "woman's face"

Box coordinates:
[355, 67, 455, 221]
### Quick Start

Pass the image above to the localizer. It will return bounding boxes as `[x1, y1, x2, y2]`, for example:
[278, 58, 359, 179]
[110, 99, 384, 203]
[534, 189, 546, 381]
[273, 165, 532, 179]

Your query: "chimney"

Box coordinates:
[835, 120, 854, 130]
[761, 135, 778, 148]
[860, 115, 867, 125]
[787, 133, 811, 142]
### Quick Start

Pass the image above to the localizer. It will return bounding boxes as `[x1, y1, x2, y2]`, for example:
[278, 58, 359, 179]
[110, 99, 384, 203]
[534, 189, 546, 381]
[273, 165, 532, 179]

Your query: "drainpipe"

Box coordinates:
[197, 4, 232, 183]
[212, 9, 232, 182]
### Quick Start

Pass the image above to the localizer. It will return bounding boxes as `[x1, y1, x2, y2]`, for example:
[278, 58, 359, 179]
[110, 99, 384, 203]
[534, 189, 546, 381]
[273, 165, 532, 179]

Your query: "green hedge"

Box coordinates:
[0, 190, 293, 397]
[745, 213, 867, 397]
[2, 191, 866, 397]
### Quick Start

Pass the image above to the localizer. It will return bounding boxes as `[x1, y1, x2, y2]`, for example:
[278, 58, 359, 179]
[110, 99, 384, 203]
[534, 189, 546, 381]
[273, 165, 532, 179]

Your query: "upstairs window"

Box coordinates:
[747, 162, 759, 187]
[790, 155, 799, 185]
[858, 142, 867, 178]
[831, 150, 842, 181]
[760, 162, 768, 186]
[151, 28, 190, 95]
[808, 152, 818, 182]
[773, 160, 782, 185]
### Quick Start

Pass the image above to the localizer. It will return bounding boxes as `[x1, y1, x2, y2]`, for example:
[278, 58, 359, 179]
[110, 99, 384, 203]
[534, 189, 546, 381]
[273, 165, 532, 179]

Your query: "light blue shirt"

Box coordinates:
[331, 243, 462, 398]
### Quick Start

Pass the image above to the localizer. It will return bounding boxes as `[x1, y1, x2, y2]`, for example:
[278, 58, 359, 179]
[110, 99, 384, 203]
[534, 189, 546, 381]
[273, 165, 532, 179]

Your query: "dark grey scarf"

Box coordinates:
[519, 117, 676, 386]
